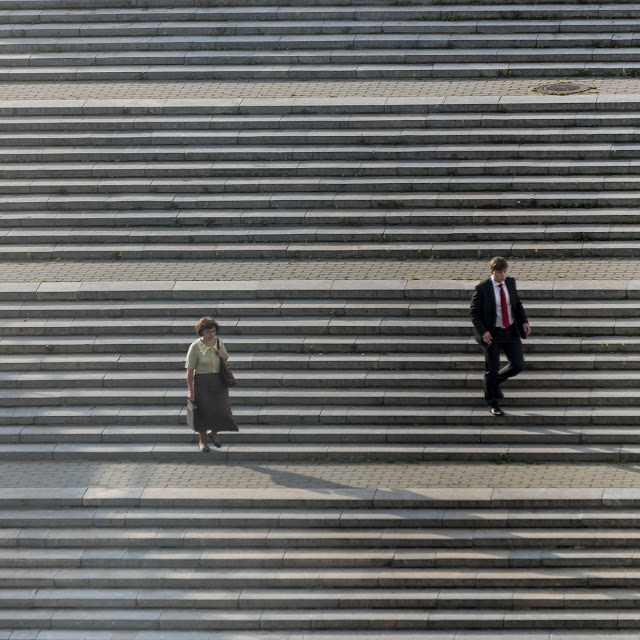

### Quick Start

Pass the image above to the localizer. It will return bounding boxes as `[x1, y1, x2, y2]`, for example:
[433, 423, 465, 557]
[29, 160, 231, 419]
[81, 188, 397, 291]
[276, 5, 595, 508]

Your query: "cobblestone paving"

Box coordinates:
[0, 77, 617, 100]
[0, 461, 638, 488]
[1, 258, 635, 282]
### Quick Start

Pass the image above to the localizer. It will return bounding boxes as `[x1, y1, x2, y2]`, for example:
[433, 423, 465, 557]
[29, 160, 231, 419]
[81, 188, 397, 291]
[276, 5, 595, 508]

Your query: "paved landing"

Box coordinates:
[1, 461, 639, 488]
[3, 257, 636, 282]
[0, 77, 621, 100]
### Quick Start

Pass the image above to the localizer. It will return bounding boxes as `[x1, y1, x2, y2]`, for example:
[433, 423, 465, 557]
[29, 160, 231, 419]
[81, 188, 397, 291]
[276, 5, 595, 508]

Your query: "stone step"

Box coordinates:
[4, 369, 640, 389]
[1, 586, 640, 609]
[10, 127, 640, 145]
[7, 503, 640, 528]
[3, 224, 640, 245]
[3, 0, 637, 6]
[0, 335, 636, 355]
[0, 440, 593, 463]
[2, 546, 640, 570]
[0, 404, 638, 427]
[0, 33, 639, 49]
[2, 192, 640, 212]
[0, 295, 631, 320]
[2, 61, 640, 81]
[5, 229, 640, 251]
[5, 566, 640, 590]
[7, 18, 640, 38]
[4, 522, 640, 547]
[5, 33, 640, 54]
[0, 297, 636, 319]
[5, 6, 640, 24]
[7, 47, 640, 66]
[0, 33, 638, 55]
[4, 425, 640, 448]
[6, 486, 633, 509]
[0, 316, 639, 336]
[0, 353, 629, 372]
[10, 176, 640, 194]
[2, 386, 640, 408]
[0, 488, 619, 510]
[1, 208, 639, 229]
[5, 161, 640, 182]
[9, 113, 640, 132]
[0, 631, 564, 640]
[0, 190, 634, 210]
[5, 241, 640, 260]
[0, 0, 499, 6]
[0, 111, 640, 135]
[2, 541, 640, 567]
[0, 605, 635, 632]
[5, 144, 640, 162]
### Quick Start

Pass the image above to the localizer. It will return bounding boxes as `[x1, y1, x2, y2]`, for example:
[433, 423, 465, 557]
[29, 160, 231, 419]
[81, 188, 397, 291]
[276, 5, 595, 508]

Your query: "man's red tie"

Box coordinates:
[498, 283, 510, 328]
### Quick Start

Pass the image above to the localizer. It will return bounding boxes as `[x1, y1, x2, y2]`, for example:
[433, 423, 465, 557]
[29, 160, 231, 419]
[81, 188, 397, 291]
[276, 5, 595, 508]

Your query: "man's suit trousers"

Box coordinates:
[482, 325, 525, 407]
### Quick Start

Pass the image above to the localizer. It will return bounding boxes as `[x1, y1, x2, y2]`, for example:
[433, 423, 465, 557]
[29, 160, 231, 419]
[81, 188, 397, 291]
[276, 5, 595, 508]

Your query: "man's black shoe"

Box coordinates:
[490, 406, 505, 416]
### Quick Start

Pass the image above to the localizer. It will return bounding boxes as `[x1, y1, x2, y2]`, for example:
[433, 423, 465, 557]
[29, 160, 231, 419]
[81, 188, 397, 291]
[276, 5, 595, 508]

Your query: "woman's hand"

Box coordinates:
[217, 350, 228, 361]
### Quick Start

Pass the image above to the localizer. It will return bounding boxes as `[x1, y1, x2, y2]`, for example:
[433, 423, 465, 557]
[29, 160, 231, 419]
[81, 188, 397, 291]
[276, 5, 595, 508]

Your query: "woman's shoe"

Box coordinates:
[199, 443, 210, 452]
[208, 433, 222, 448]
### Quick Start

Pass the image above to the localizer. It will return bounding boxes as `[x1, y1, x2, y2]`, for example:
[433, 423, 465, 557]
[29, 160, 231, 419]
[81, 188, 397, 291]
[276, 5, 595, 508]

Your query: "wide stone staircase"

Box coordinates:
[5, 2, 640, 633]
[4, 95, 640, 261]
[3, 487, 640, 637]
[3, 0, 640, 81]
[0, 95, 640, 466]
[1, 278, 639, 464]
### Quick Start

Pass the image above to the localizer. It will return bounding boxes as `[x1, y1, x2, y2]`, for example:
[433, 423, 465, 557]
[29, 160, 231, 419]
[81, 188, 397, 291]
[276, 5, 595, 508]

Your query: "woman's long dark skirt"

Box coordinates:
[193, 373, 239, 433]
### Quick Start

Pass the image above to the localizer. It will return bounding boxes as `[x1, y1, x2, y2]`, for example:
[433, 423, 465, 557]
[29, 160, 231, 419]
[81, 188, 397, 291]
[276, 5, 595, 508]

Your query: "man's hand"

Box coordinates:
[523, 323, 531, 337]
[482, 331, 493, 345]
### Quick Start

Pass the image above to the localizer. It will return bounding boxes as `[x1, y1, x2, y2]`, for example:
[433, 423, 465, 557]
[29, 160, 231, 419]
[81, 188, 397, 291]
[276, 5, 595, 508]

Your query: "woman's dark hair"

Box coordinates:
[195, 316, 220, 336]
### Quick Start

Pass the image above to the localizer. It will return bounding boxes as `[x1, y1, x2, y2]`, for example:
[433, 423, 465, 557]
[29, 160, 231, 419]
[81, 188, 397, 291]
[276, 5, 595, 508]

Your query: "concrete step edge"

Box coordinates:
[0, 485, 634, 509]
[0, 94, 633, 117]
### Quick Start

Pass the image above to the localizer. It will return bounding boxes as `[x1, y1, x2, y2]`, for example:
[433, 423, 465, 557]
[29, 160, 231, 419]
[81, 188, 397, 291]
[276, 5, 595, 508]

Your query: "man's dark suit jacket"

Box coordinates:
[470, 276, 529, 343]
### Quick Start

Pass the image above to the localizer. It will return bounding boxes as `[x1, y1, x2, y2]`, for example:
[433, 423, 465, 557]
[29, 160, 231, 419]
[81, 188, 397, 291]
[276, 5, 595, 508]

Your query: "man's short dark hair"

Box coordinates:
[490, 256, 508, 272]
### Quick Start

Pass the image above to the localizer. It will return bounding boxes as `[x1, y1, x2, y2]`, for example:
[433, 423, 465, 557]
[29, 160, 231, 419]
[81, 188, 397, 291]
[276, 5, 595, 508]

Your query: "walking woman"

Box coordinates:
[185, 316, 238, 452]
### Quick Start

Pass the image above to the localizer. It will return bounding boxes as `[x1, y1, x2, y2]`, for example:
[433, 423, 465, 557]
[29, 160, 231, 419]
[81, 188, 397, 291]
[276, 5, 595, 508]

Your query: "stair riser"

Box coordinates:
[8, 50, 640, 65]
[0, 303, 637, 319]
[5, 149, 640, 162]
[8, 179, 640, 194]
[4, 429, 640, 447]
[2, 531, 633, 549]
[5, 374, 640, 389]
[4, 231, 640, 244]
[7, 20, 640, 36]
[4, 35, 640, 53]
[7, 8, 640, 23]
[0, 322, 635, 337]
[6, 166, 640, 180]
[0, 410, 639, 426]
[5, 245, 640, 260]
[2, 393, 640, 408]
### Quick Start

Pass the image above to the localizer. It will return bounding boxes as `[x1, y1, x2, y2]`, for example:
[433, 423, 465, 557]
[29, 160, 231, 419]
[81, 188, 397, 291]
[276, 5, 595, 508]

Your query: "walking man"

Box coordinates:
[470, 256, 531, 416]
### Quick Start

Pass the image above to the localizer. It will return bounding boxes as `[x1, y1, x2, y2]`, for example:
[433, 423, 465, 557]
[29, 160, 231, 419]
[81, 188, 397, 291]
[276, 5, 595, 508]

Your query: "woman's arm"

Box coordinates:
[186, 368, 195, 400]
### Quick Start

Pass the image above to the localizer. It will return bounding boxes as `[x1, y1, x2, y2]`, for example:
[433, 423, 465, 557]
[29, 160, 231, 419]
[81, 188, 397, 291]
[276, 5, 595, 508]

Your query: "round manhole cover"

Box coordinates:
[535, 81, 593, 95]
